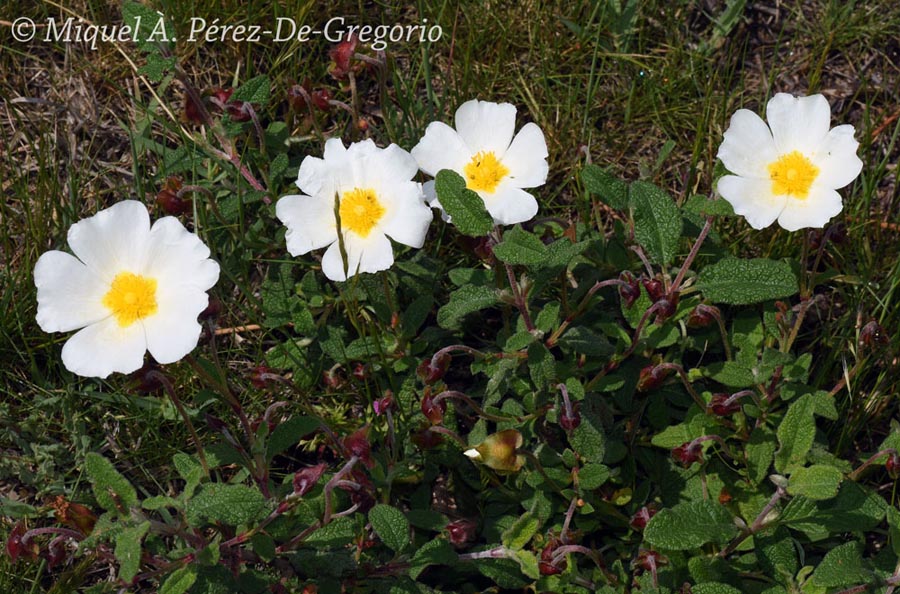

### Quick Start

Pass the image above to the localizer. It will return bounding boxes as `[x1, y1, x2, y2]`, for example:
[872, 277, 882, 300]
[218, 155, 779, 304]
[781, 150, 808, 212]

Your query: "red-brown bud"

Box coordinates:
[328, 34, 359, 79]
[887, 453, 900, 479]
[636, 364, 672, 392]
[672, 441, 703, 467]
[373, 391, 394, 416]
[538, 537, 566, 575]
[311, 89, 332, 111]
[411, 427, 444, 450]
[156, 178, 190, 216]
[709, 392, 741, 416]
[629, 505, 657, 531]
[687, 304, 718, 328]
[559, 404, 581, 431]
[6, 522, 39, 562]
[292, 463, 328, 496]
[633, 549, 664, 572]
[860, 320, 889, 352]
[446, 519, 477, 546]
[417, 353, 450, 384]
[250, 365, 274, 389]
[421, 392, 446, 425]
[343, 426, 374, 467]
[352, 363, 368, 381]
[642, 278, 664, 302]
[619, 271, 640, 308]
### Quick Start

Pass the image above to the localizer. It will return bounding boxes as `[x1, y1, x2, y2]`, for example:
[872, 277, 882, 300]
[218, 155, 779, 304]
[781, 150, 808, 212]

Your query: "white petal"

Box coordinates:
[482, 184, 539, 226]
[67, 200, 150, 279]
[143, 288, 208, 364]
[810, 124, 863, 189]
[295, 154, 328, 196]
[321, 240, 354, 282]
[410, 122, 470, 176]
[276, 194, 337, 256]
[766, 93, 831, 155]
[381, 184, 433, 248]
[776, 187, 843, 231]
[455, 100, 517, 156]
[372, 144, 419, 184]
[716, 175, 786, 230]
[501, 123, 549, 188]
[34, 251, 109, 333]
[717, 109, 778, 178]
[422, 180, 452, 223]
[61, 317, 147, 378]
[143, 217, 219, 292]
[354, 233, 395, 275]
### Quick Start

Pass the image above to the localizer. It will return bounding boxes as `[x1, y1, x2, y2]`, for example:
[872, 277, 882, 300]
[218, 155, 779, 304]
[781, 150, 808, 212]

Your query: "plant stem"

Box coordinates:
[718, 485, 786, 557]
[148, 370, 209, 477]
[671, 215, 713, 294]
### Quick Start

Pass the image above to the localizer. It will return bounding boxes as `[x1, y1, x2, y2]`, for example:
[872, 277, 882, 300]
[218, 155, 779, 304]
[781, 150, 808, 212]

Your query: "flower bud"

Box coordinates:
[642, 278, 664, 302]
[292, 463, 328, 497]
[887, 453, 900, 479]
[352, 363, 368, 381]
[559, 405, 581, 431]
[618, 271, 640, 308]
[287, 80, 310, 112]
[629, 505, 656, 531]
[50, 495, 96, 535]
[860, 320, 889, 352]
[373, 391, 393, 416]
[687, 304, 718, 328]
[417, 353, 450, 384]
[420, 392, 446, 425]
[329, 34, 359, 79]
[708, 392, 741, 416]
[156, 176, 190, 216]
[672, 441, 703, 467]
[343, 426, 374, 467]
[311, 89, 332, 111]
[411, 427, 443, 449]
[464, 429, 525, 473]
[632, 549, 664, 572]
[249, 365, 274, 389]
[636, 364, 672, 392]
[6, 522, 39, 562]
[653, 297, 677, 324]
[446, 519, 477, 546]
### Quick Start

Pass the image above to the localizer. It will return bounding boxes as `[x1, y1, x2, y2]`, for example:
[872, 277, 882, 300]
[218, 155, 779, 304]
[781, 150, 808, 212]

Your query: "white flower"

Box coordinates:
[716, 93, 863, 231]
[34, 200, 220, 378]
[411, 99, 549, 226]
[276, 138, 433, 282]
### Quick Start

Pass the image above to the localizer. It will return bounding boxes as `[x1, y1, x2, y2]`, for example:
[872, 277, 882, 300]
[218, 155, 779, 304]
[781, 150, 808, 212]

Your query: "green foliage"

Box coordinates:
[697, 258, 798, 305]
[185, 484, 269, 527]
[434, 170, 494, 236]
[369, 504, 410, 553]
[84, 452, 138, 515]
[643, 500, 738, 550]
[629, 180, 683, 266]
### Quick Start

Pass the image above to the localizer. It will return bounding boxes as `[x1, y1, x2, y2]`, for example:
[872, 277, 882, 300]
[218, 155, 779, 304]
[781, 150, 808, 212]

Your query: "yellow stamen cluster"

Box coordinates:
[464, 151, 509, 193]
[767, 151, 819, 199]
[339, 188, 386, 238]
[102, 272, 158, 327]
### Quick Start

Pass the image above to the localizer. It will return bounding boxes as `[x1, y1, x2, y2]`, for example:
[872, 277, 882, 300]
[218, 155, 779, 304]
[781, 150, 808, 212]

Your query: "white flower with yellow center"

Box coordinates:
[276, 138, 433, 282]
[717, 93, 863, 231]
[34, 200, 220, 378]
[411, 99, 549, 225]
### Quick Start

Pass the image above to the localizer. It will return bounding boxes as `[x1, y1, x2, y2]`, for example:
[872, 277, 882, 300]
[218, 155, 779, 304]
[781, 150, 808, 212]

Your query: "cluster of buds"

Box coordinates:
[538, 537, 566, 575]
[287, 79, 333, 113]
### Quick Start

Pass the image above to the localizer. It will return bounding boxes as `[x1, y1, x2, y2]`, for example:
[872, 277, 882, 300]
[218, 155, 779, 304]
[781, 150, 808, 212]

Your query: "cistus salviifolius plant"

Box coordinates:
[7, 3, 900, 594]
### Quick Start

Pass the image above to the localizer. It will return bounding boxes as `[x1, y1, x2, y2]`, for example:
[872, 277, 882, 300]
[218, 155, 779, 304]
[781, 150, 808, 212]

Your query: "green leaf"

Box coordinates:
[755, 527, 798, 585]
[434, 169, 494, 236]
[683, 194, 735, 217]
[502, 512, 539, 550]
[512, 549, 540, 579]
[775, 394, 816, 473]
[186, 484, 268, 527]
[644, 500, 737, 550]
[583, 164, 628, 210]
[568, 397, 606, 464]
[807, 541, 866, 588]
[369, 504, 410, 552]
[266, 416, 319, 461]
[746, 428, 776, 485]
[557, 326, 615, 356]
[437, 285, 498, 329]
[122, 2, 173, 51]
[629, 180, 683, 266]
[409, 538, 457, 579]
[578, 463, 610, 490]
[159, 565, 197, 594]
[304, 516, 356, 547]
[231, 75, 271, 106]
[84, 452, 138, 514]
[697, 258, 798, 305]
[114, 521, 150, 583]
[692, 584, 743, 594]
[493, 225, 547, 265]
[527, 342, 556, 389]
[786, 464, 843, 500]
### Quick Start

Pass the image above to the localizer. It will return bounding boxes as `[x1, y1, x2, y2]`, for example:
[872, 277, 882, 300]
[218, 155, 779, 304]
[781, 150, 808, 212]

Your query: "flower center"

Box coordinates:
[767, 151, 819, 199]
[102, 272, 158, 327]
[464, 151, 509, 194]
[339, 188, 385, 238]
